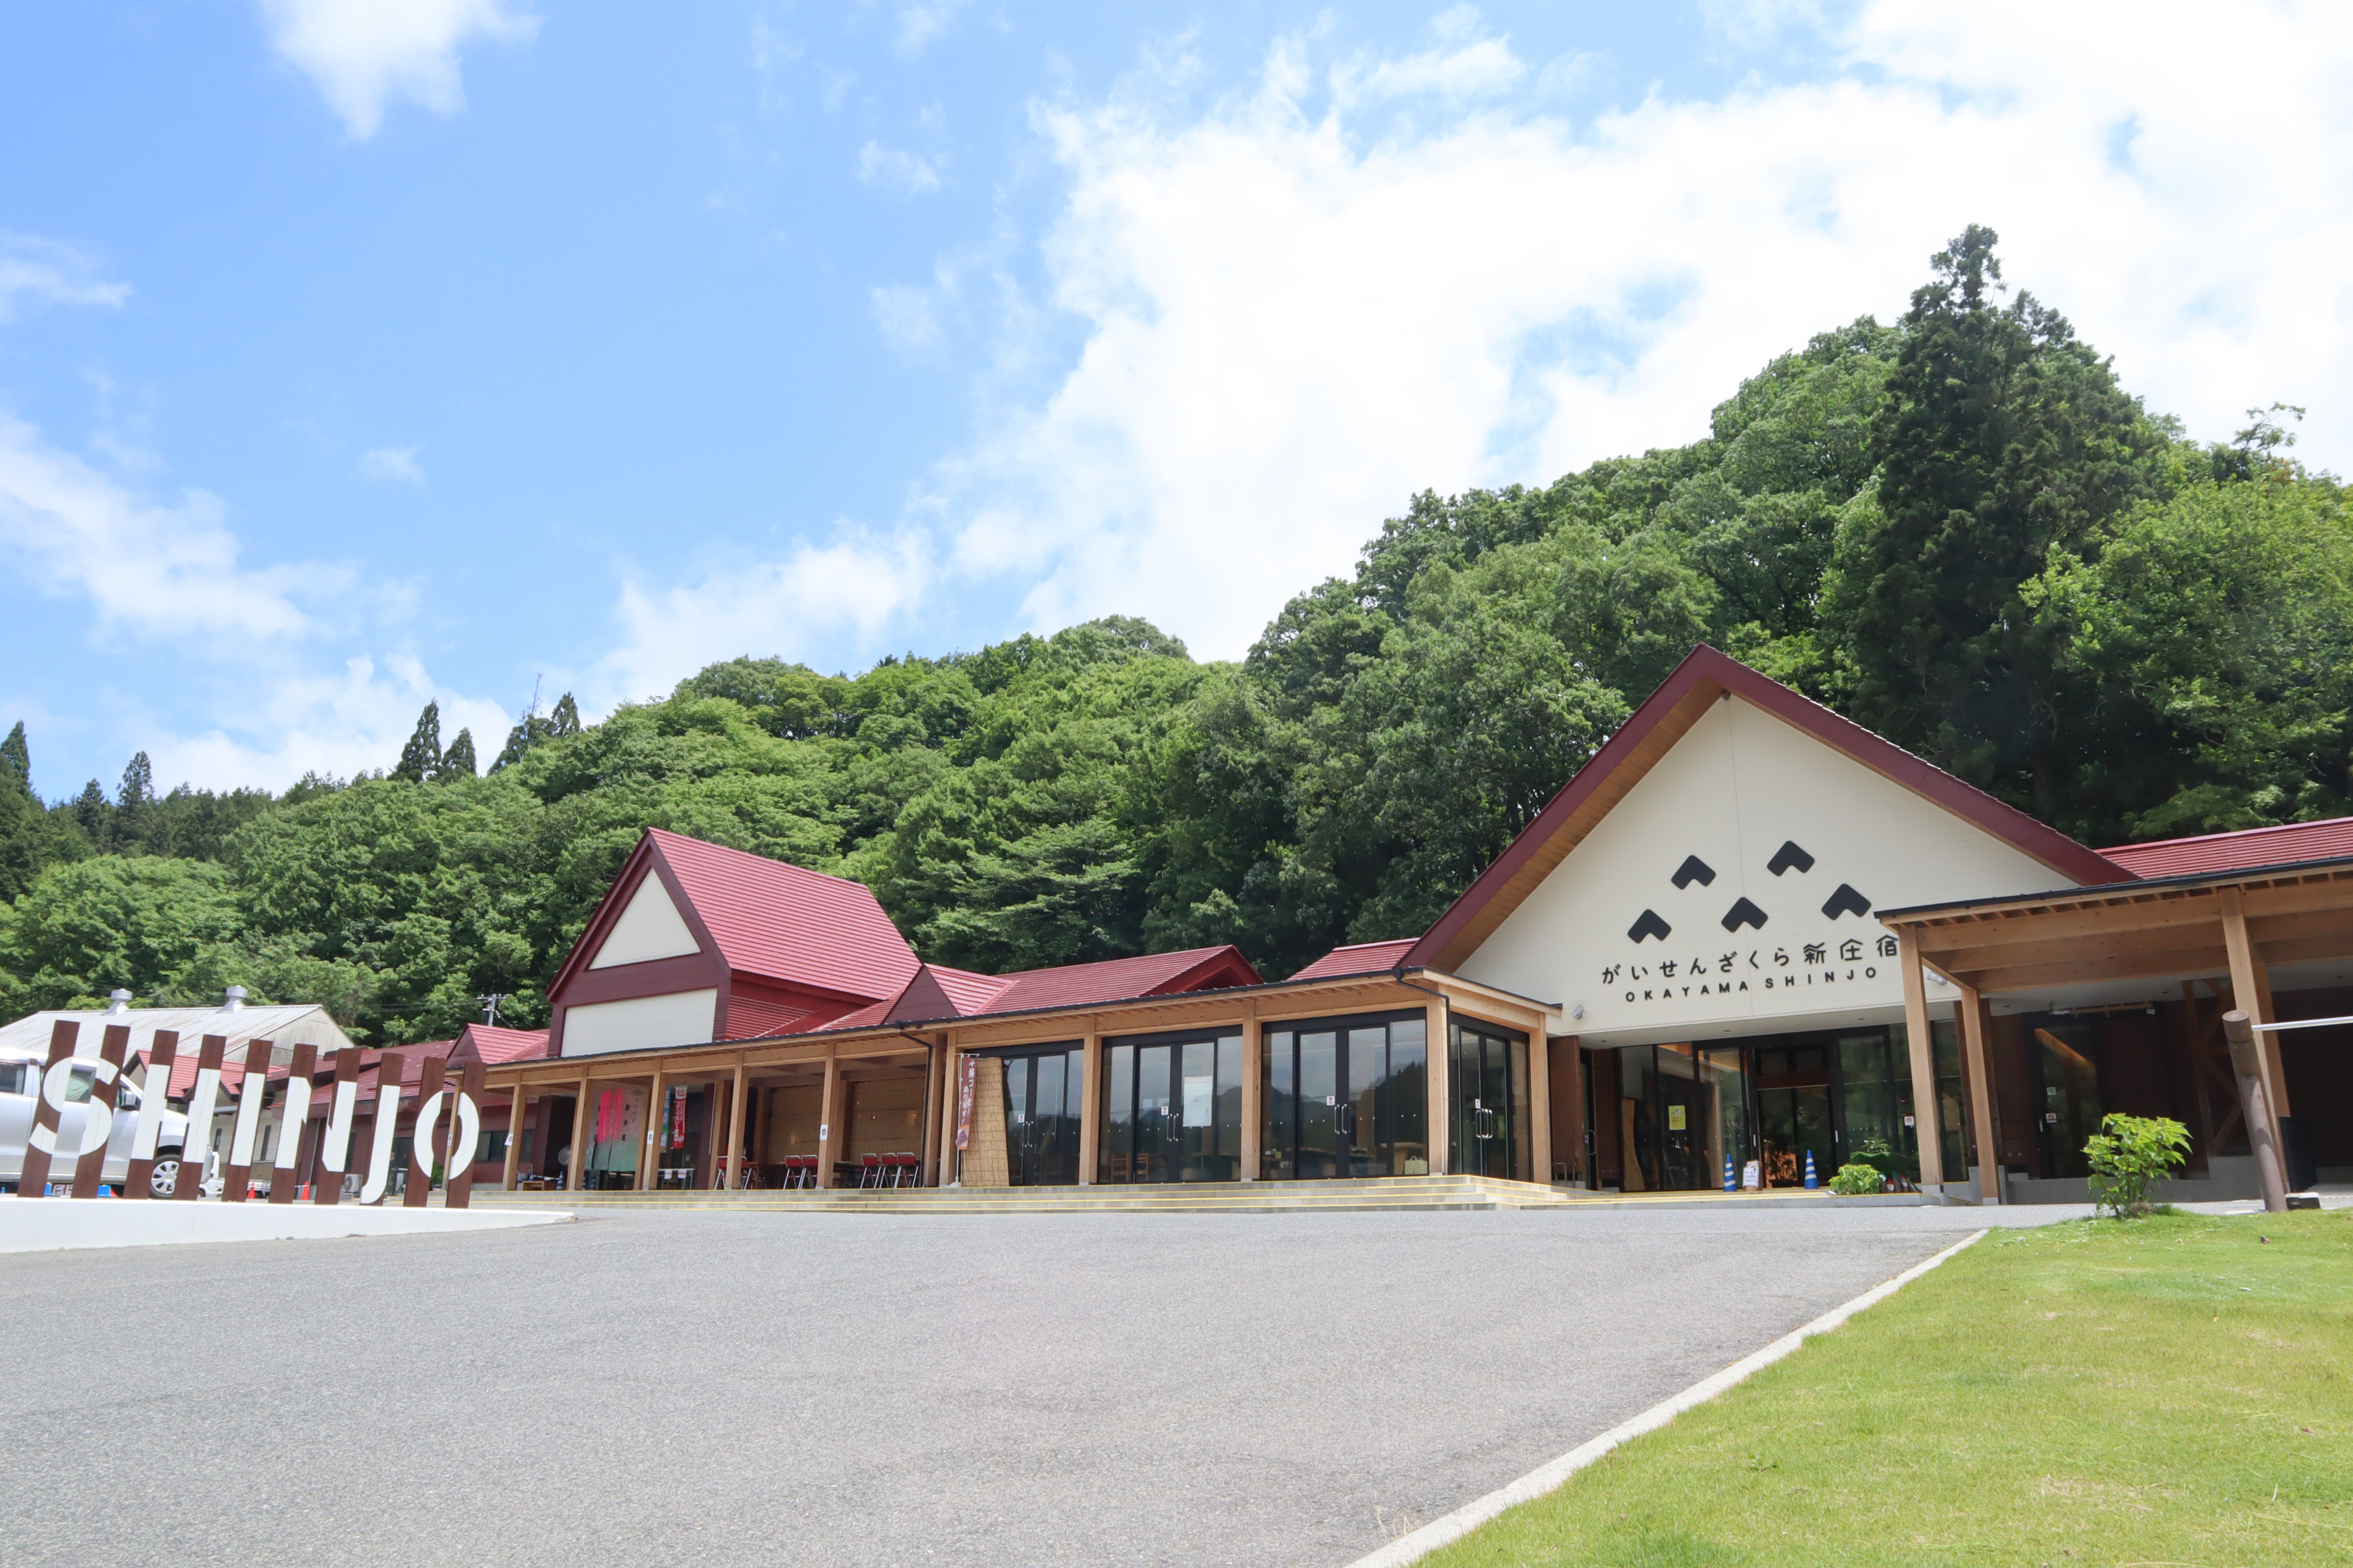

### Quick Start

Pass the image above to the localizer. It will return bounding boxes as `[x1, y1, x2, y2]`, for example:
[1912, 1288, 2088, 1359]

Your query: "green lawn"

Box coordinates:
[1422, 1211, 2353, 1568]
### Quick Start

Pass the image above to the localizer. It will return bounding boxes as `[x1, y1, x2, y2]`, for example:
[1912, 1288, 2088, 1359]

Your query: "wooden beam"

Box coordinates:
[816, 1050, 842, 1189]
[1968, 944, 2228, 994]
[1957, 982, 2000, 1203]
[568, 1073, 590, 1192]
[640, 1067, 666, 1192]
[1913, 897, 2228, 962]
[1237, 1000, 1260, 1184]
[1899, 929, 1945, 1190]
[1932, 923, 2231, 976]
[725, 1055, 748, 1192]
[1527, 1023, 1552, 1186]
[2219, 888, 2291, 1123]
[1424, 995, 1449, 1175]
[1078, 1023, 1104, 1185]
[502, 1086, 526, 1192]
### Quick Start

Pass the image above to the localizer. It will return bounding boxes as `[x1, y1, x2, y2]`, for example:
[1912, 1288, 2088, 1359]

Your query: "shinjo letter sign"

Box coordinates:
[18, 1020, 489, 1209]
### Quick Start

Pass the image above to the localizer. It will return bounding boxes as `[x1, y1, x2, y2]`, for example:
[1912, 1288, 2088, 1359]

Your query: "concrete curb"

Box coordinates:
[1343, 1226, 1993, 1568]
[0, 1196, 574, 1253]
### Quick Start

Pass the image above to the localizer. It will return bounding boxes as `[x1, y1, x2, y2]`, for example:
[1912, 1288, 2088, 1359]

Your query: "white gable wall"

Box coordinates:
[589, 873, 701, 969]
[1458, 695, 2079, 1046]
[560, 989, 721, 1057]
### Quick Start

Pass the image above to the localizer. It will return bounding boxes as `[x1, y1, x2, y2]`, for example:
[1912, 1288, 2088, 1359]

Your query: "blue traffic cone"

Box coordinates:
[1723, 1157, 1736, 1193]
[1803, 1150, 1819, 1189]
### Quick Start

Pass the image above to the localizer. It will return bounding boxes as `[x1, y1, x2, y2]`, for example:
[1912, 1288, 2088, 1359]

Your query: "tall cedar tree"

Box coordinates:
[1838, 226, 2162, 820]
[393, 701, 443, 782]
[439, 727, 478, 779]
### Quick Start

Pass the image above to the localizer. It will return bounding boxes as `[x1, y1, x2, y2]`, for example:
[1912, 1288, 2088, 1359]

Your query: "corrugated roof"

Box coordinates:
[1, 1004, 351, 1068]
[2102, 815, 2353, 879]
[456, 1023, 552, 1064]
[926, 965, 1012, 1013]
[1288, 939, 1416, 981]
[967, 948, 1259, 1016]
[647, 828, 920, 1000]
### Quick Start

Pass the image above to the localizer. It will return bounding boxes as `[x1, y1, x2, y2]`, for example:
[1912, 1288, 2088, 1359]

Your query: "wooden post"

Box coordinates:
[568, 1073, 591, 1192]
[225, 1040, 276, 1204]
[177, 1035, 228, 1202]
[126, 1028, 180, 1201]
[934, 1045, 960, 1185]
[502, 1086, 527, 1191]
[70, 1024, 132, 1199]
[725, 1056, 749, 1192]
[2220, 889, 2293, 1139]
[2221, 1010, 2290, 1212]
[1237, 1002, 1261, 1184]
[265, 1043, 315, 1205]
[641, 1067, 667, 1192]
[1077, 1025, 1104, 1186]
[19, 1020, 80, 1198]
[1424, 996, 1449, 1175]
[405, 1055, 443, 1208]
[1527, 1022, 1552, 1187]
[445, 1059, 486, 1209]
[1956, 982, 2002, 1203]
[1898, 930, 1946, 1191]
[816, 1050, 842, 1188]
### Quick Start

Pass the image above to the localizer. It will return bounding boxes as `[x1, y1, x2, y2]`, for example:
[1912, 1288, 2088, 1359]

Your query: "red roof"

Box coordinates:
[454, 1023, 552, 1064]
[647, 829, 920, 1000]
[2102, 816, 2353, 879]
[1289, 939, 1416, 981]
[1405, 645, 2133, 972]
[854, 948, 1263, 1029]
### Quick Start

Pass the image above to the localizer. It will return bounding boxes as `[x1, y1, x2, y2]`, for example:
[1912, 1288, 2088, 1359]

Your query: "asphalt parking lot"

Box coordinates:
[6, 1203, 2054, 1567]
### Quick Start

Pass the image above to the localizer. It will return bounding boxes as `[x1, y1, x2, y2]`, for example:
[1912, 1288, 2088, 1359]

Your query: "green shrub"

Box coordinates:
[1828, 1161, 1883, 1195]
[2084, 1113, 2190, 1217]
[1854, 1134, 1917, 1185]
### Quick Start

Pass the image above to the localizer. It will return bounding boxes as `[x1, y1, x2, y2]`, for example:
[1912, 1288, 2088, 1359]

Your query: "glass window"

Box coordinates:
[1261, 1014, 1428, 1180]
[1102, 1033, 1243, 1184]
[1450, 1019, 1529, 1182]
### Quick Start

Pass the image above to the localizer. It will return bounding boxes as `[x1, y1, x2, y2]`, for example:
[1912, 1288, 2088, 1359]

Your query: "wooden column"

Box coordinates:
[915, 1040, 940, 1188]
[71, 1024, 132, 1199]
[502, 1088, 527, 1190]
[1077, 1025, 1104, 1186]
[1527, 1022, 1552, 1186]
[1236, 1003, 1261, 1183]
[1956, 982, 2002, 1203]
[1898, 929, 1946, 1191]
[404, 1055, 442, 1208]
[568, 1073, 591, 1192]
[1424, 996, 1449, 1175]
[725, 1056, 749, 1191]
[2222, 1010, 2290, 1212]
[640, 1067, 666, 1192]
[816, 1050, 843, 1188]
[2219, 889, 2293, 1134]
[18, 1020, 79, 1197]
[1553, 1037, 1585, 1186]
[935, 1046, 961, 1185]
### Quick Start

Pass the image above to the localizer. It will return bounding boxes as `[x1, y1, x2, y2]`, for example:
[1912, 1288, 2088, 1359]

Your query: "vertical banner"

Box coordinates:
[176, 1036, 227, 1201]
[312, 1048, 362, 1206]
[18, 1020, 79, 1196]
[405, 1056, 445, 1208]
[268, 1044, 315, 1205]
[954, 1053, 977, 1152]
[126, 1029, 180, 1200]
[70, 1024, 131, 1199]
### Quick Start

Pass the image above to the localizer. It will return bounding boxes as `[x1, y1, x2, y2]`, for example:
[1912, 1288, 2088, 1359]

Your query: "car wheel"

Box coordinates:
[149, 1155, 181, 1200]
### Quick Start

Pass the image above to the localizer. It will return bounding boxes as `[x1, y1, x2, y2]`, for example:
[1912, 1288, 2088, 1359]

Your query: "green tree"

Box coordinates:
[439, 728, 479, 780]
[393, 701, 443, 783]
[1829, 225, 2165, 819]
[0, 856, 242, 1009]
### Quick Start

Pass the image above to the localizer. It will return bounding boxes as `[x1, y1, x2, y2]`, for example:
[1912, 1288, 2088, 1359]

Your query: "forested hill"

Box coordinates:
[4, 227, 2348, 1045]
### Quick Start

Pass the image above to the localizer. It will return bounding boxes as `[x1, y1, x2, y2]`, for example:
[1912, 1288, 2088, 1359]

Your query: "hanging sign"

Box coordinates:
[1667, 1104, 1687, 1131]
[954, 1054, 978, 1151]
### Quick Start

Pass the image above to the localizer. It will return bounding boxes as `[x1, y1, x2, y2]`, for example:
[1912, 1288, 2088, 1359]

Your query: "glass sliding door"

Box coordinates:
[1449, 1020, 1529, 1181]
[998, 1044, 1085, 1186]
[1700, 1047, 1749, 1189]
[1755, 1042, 1835, 1187]
[1100, 1030, 1243, 1183]
[1261, 1012, 1428, 1179]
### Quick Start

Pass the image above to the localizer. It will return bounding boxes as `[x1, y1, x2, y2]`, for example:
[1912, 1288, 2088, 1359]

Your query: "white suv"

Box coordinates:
[0, 1059, 193, 1198]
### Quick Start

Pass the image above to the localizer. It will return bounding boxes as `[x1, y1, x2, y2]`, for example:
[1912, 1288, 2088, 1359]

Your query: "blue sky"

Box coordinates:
[3, 1, 2349, 798]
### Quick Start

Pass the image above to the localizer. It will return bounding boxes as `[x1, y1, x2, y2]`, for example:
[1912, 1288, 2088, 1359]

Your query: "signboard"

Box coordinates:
[1666, 1104, 1687, 1131]
[954, 1054, 978, 1151]
[15, 1021, 487, 1209]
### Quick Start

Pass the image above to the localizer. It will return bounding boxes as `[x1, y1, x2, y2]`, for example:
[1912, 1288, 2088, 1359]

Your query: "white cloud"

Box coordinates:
[899, 0, 2353, 661]
[358, 444, 426, 484]
[257, 0, 538, 139]
[595, 533, 931, 705]
[859, 140, 943, 195]
[896, 0, 968, 57]
[0, 234, 129, 322]
[137, 656, 515, 791]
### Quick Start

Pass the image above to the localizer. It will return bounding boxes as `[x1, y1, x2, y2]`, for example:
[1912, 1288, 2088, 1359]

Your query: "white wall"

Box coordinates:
[1459, 695, 2077, 1045]
[560, 989, 720, 1057]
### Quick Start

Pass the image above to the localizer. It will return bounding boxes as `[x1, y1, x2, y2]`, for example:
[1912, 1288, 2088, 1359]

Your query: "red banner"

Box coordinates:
[954, 1055, 977, 1152]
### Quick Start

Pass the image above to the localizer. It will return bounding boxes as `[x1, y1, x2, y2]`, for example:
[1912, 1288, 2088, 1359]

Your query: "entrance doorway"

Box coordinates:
[1101, 1031, 1243, 1182]
[1000, 1045, 1084, 1186]
[1449, 1020, 1529, 1181]
[1261, 1012, 1429, 1179]
[1754, 1043, 1835, 1187]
